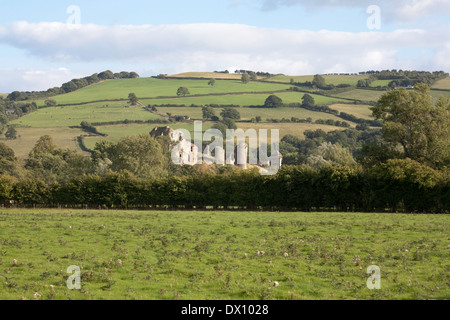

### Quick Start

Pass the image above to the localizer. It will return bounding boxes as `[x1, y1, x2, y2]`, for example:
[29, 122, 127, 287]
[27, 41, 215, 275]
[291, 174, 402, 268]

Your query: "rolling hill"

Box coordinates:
[432, 76, 450, 90]
[5, 72, 449, 159]
[34, 78, 293, 106]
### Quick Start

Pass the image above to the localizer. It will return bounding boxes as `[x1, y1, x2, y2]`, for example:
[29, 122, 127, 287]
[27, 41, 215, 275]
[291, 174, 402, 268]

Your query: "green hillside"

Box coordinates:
[333, 89, 386, 101]
[2, 126, 87, 159]
[3, 74, 392, 158]
[12, 102, 161, 127]
[142, 91, 345, 107]
[432, 76, 450, 90]
[265, 74, 370, 86]
[155, 106, 349, 123]
[168, 72, 247, 80]
[36, 78, 293, 106]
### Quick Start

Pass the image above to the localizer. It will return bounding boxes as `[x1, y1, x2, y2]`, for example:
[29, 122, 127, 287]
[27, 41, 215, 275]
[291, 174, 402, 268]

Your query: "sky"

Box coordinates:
[0, 0, 449, 92]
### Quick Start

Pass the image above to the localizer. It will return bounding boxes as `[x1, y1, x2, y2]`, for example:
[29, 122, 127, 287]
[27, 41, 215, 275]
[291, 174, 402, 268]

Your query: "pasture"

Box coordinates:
[370, 80, 392, 87]
[334, 89, 386, 102]
[329, 104, 374, 120]
[432, 77, 450, 90]
[1, 126, 87, 159]
[168, 72, 252, 80]
[11, 102, 161, 128]
[0, 209, 447, 300]
[142, 92, 345, 108]
[84, 122, 342, 149]
[155, 105, 352, 123]
[431, 89, 450, 102]
[265, 74, 370, 86]
[235, 123, 343, 140]
[36, 78, 292, 106]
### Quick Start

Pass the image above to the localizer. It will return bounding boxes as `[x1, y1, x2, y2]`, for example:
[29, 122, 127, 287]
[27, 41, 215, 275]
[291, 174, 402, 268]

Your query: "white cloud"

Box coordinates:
[0, 68, 78, 92]
[0, 21, 448, 91]
[258, 0, 450, 22]
[434, 43, 450, 70]
[394, 0, 450, 21]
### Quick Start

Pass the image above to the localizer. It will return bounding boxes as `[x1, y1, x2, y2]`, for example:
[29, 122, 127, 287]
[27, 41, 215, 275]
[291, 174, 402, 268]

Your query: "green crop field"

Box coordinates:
[0, 209, 447, 300]
[432, 77, 450, 90]
[11, 102, 161, 128]
[36, 78, 292, 106]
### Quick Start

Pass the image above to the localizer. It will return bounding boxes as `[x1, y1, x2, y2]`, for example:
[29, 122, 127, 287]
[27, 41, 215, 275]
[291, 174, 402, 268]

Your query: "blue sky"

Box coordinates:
[1, 0, 449, 92]
[1, 1, 372, 31]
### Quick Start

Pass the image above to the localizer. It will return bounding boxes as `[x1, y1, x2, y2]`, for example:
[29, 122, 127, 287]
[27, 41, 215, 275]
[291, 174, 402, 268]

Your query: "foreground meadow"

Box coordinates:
[0, 209, 448, 300]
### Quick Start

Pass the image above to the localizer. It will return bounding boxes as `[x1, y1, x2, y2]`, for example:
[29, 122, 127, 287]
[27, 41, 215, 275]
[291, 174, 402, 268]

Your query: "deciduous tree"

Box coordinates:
[264, 95, 283, 108]
[128, 93, 138, 105]
[220, 108, 240, 120]
[241, 74, 250, 84]
[312, 74, 326, 88]
[371, 84, 450, 168]
[302, 94, 315, 107]
[177, 87, 190, 96]
[5, 126, 17, 140]
[202, 106, 216, 120]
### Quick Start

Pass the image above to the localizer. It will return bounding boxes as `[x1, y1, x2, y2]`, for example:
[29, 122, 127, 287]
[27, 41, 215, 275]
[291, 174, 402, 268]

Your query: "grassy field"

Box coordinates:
[432, 77, 450, 90]
[11, 102, 161, 127]
[334, 89, 386, 101]
[36, 78, 292, 106]
[265, 75, 370, 86]
[142, 92, 345, 107]
[83, 122, 344, 149]
[329, 104, 375, 120]
[431, 89, 450, 102]
[168, 72, 261, 80]
[1, 127, 87, 159]
[266, 75, 314, 83]
[156, 106, 350, 123]
[0, 209, 447, 300]
[370, 80, 392, 87]
[235, 123, 343, 140]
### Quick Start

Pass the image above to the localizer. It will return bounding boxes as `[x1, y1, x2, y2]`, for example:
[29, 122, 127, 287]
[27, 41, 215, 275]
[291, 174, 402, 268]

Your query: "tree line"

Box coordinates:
[0, 162, 448, 213]
[289, 71, 448, 91]
[6, 70, 140, 101]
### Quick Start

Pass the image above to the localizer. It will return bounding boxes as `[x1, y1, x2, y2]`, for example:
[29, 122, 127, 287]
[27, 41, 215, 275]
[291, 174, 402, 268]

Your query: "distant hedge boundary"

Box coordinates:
[2, 160, 448, 213]
[76, 135, 94, 153]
